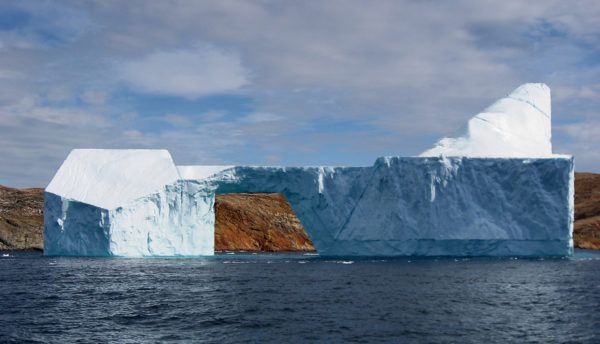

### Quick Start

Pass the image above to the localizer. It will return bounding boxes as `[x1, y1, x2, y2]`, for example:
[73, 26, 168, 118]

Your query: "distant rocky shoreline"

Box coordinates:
[0, 185, 315, 252]
[0, 186, 43, 251]
[574, 173, 600, 249]
[1, 172, 599, 252]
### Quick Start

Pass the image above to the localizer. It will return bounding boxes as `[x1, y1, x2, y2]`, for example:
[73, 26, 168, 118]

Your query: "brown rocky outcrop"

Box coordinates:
[214, 193, 315, 252]
[574, 172, 600, 250]
[0, 185, 44, 250]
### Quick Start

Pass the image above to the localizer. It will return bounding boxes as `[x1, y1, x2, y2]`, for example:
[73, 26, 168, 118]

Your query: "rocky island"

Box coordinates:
[574, 172, 600, 249]
[0, 185, 44, 251]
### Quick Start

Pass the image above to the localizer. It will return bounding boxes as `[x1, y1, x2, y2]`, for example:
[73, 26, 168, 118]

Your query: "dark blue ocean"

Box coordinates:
[1, 251, 599, 343]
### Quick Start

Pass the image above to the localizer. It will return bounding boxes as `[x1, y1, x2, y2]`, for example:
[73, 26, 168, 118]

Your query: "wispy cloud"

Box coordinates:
[1, 0, 600, 187]
[241, 112, 282, 123]
[117, 46, 248, 99]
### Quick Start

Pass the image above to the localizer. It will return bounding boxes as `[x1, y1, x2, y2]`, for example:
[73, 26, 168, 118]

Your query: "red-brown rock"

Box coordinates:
[0, 185, 44, 250]
[574, 172, 600, 249]
[214, 193, 315, 252]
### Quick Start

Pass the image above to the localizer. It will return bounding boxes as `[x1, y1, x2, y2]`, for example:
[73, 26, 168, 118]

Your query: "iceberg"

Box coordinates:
[44, 150, 214, 256]
[44, 83, 574, 257]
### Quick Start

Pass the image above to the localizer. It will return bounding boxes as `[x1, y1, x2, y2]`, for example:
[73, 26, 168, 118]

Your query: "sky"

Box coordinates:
[1, 0, 599, 187]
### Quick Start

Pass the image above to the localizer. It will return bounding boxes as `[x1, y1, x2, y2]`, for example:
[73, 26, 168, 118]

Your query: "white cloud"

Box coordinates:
[558, 121, 600, 143]
[553, 84, 600, 103]
[265, 154, 281, 163]
[556, 120, 600, 172]
[0, 70, 23, 79]
[81, 90, 108, 105]
[2, 0, 600, 187]
[117, 46, 248, 99]
[0, 95, 109, 128]
[201, 110, 226, 122]
[123, 129, 143, 139]
[241, 112, 282, 123]
[164, 113, 191, 126]
[46, 87, 72, 102]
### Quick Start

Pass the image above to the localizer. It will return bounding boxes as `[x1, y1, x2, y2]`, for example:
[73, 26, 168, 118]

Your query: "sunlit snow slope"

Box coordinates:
[420, 83, 553, 157]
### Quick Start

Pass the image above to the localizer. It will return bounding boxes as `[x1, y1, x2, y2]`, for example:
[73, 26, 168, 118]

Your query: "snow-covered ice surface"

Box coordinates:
[420, 83, 553, 158]
[46, 149, 180, 209]
[44, 83, 574, 257]
[177, 165, 234, 180]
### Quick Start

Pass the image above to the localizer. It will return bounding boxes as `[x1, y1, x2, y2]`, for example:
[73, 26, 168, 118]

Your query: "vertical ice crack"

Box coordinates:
[318, 168, 325, 194]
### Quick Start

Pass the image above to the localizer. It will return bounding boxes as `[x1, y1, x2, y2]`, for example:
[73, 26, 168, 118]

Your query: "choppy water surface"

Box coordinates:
[1, 251, 599, 343]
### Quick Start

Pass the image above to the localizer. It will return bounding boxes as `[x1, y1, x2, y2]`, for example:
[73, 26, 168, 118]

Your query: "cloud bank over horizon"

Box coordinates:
[1, 0, 599, 187]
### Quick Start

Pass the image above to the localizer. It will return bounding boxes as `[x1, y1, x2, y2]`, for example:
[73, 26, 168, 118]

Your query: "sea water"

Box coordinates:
[1, 251, 599, 343]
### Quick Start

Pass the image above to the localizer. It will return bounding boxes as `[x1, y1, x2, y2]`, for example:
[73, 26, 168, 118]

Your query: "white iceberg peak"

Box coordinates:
[420, 83, 553, 158]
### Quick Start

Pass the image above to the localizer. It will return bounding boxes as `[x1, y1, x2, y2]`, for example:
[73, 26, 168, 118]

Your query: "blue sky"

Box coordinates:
[0, 1, 599, 187]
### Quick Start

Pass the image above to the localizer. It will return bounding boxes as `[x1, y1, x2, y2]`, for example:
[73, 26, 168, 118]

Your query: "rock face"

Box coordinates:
[214, 193, 314, 252]
[0, 185, 43, 250]
[574, 172, 600, 250]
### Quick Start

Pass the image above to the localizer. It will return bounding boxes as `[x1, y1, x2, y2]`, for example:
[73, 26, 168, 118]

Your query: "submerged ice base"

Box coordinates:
[44, 155, 574, 257]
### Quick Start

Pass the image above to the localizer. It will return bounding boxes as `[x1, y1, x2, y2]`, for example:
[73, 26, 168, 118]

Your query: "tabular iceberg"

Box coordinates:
[44, 83, 574, 257]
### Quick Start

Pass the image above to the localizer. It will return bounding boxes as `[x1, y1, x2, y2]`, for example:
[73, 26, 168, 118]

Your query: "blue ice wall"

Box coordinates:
[44, 156, 574, 257]
[203, 156, 574, 256]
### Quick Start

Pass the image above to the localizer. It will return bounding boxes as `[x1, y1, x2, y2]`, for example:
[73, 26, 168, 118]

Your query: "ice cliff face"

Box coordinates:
[44, 155, 574, 257]
[43, 83, 574, 257]
[420, 83, 553, 157]
[44, 150, 215, 256]
[196, 157, 573, 256]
